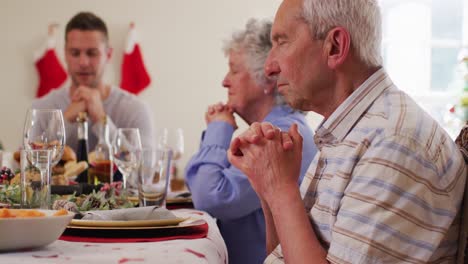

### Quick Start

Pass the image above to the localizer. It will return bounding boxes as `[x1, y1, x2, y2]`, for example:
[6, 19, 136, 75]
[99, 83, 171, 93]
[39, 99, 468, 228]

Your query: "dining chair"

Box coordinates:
[456, 123, 468, 264]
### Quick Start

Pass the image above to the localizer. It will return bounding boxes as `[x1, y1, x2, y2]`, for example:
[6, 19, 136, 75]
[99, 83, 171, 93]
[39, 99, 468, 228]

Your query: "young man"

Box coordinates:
[229, 0, 467, 263]
[32, 12, 154, 154]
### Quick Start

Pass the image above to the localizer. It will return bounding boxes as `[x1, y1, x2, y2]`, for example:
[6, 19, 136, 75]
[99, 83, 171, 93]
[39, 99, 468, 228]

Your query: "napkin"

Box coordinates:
[81, 206, 176, 221]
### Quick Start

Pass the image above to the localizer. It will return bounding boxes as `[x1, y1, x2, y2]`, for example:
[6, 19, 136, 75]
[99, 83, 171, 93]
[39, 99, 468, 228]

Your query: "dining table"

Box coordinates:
[0, 208, 228, 264]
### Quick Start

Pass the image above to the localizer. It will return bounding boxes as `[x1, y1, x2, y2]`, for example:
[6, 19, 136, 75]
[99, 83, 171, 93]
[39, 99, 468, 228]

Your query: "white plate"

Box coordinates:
[0, 209, 74, 252]
[69, 217, 187, 228]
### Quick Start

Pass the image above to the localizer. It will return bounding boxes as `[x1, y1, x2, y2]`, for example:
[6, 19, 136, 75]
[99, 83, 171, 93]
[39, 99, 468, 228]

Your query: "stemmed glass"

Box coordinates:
[23, 109, 65, 208]
[157, 128, 184, 190]
[157, 128, 184, 161]
[113, 128, 142, 196]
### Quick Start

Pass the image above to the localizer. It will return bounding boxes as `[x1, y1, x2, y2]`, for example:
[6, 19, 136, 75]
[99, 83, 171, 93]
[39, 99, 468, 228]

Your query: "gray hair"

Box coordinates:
[223, 18, 285, 105]
[301, 0, 383, 67]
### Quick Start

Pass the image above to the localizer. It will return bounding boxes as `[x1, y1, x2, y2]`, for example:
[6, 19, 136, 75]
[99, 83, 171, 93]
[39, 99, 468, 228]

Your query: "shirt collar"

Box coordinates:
[314, 68, 393, 148]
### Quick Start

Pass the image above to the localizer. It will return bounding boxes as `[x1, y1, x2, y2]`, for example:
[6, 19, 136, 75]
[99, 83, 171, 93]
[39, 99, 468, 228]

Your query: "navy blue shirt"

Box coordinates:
[185, 105, 317, 264]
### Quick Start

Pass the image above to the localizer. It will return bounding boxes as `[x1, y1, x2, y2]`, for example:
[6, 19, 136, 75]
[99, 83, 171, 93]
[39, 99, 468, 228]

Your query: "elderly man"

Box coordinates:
[32, 12, 154, 156]
[185, 18, 316, 264]
[229, 0, 467, 263]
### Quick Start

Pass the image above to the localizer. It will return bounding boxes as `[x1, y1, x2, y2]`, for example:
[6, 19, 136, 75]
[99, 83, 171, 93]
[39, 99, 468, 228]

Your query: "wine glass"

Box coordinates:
[157, 128, 184, 161]
[23, 109, 65, 209]
[157, 128, 184, 191]
[113, 128, 142, 196]
[23, 109, 65, 165]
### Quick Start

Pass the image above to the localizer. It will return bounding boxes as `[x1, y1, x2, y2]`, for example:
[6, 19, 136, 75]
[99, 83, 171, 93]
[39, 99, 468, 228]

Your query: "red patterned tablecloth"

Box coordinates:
[0, 209, 227, 264]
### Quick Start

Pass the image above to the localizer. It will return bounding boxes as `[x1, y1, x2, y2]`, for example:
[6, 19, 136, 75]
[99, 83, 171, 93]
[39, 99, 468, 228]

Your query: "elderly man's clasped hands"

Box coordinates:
[228, 122, 302, 204]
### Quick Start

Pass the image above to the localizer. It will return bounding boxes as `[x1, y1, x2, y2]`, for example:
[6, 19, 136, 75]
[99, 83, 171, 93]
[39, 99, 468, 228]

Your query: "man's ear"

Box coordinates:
[324, 27, 350, 69]
[106, 47, 113, 61]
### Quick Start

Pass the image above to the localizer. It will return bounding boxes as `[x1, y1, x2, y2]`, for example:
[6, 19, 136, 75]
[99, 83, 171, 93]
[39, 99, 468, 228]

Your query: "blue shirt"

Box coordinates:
[185, 105, 317, 264]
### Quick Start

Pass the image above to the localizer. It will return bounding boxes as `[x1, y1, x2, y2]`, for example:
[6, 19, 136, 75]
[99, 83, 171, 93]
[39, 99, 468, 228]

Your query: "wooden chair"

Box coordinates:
[456, 123, 468, 263]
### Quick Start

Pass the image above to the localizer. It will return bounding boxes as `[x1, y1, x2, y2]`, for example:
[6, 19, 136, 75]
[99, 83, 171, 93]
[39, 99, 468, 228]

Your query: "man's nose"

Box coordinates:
[222, 75, 230, 88]
[78, 54, 90, 66]
[264, 54, 280, 77]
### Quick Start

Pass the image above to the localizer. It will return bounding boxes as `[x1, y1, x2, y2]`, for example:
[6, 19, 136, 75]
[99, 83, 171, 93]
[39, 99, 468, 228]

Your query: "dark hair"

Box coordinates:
[65, 12, 108, 42]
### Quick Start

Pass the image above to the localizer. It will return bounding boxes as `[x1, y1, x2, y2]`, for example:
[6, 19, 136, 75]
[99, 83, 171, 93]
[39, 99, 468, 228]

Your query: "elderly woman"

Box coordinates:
[185, 18, 317, 264]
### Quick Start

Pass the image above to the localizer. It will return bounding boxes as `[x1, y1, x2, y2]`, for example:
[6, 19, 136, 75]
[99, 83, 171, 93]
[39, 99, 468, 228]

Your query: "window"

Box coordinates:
[379, 0, 468, 124]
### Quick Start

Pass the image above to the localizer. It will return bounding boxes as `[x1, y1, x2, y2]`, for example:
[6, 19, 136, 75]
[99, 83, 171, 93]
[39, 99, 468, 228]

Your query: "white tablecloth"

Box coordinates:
[0, 209, 227, 264]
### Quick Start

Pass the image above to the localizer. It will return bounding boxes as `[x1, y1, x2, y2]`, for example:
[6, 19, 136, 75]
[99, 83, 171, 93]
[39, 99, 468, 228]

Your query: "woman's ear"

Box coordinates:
[324, 27, 350, 69]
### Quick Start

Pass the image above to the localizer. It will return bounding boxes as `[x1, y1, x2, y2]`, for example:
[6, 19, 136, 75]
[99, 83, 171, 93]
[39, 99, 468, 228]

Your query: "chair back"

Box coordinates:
[456, 123, 468, 264]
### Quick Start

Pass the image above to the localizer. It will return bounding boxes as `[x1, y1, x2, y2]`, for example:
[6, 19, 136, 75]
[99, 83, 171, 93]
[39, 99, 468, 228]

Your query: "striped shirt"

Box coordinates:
[265, 69, 467, 264]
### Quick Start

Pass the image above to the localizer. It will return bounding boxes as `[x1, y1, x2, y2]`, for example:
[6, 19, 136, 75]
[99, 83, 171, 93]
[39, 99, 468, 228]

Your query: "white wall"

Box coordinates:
[0, 0, 322, 171]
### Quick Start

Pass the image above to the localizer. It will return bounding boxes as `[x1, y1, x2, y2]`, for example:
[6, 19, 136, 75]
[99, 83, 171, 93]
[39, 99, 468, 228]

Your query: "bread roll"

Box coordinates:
[13, 145, 77, 163]
[61, 145, 77, 162]
[64, 160, 77, 171]
[64, 161, 88, 179]
[52, 174, 68, 185]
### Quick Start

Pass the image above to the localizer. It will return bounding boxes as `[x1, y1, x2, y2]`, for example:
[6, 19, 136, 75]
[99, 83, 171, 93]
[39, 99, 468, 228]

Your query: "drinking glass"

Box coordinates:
[23, 109, 65, 166]
[157, 128, 184, 161]
[23, 109, 65, 208]
[138, 147, 173, 207]
[157, 128, 184, 191]
[113, 128, 142, 196]
[21, 149, 52, 209]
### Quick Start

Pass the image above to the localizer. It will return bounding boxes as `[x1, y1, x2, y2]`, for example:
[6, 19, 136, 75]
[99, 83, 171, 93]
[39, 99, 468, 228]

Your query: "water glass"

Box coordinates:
[138, 148, 172, 207]
[20, 149, 52, 209]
